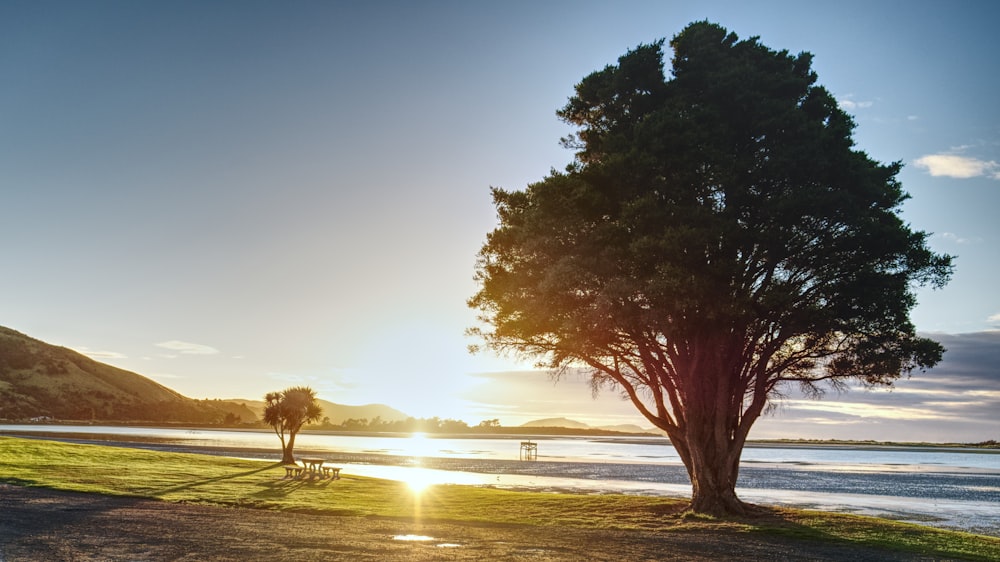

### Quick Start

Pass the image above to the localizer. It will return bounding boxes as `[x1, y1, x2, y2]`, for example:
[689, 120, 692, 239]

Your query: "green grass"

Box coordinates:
[2, 436, 998, 560]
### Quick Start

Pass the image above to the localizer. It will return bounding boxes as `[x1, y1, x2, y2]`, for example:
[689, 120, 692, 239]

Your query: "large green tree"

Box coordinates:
[469, 22, 953, 516]
[263, 386, 323, 464]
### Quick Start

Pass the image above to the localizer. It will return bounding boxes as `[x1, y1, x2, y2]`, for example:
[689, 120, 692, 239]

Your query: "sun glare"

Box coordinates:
[400, 433, 442, 494]
[400, 433, 430, 457]
[402, 467, 442, 494]
[400, 432, 436, 457]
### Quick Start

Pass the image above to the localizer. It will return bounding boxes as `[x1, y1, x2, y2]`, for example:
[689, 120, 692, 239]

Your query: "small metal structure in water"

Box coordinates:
[519, 440, 537, 461]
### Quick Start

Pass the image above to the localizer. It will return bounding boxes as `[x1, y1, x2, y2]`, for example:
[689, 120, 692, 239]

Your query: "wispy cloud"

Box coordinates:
[913, 153, 1000, 180]
[937, 232, 981, 245]
[72, 347, 127, 360]
[780, 399, 950, 421]
[988, 313, 1000, 325]
[837, 96, 874, 110]
[155, 340, 220, 355]
[967, 389, 1000, 399]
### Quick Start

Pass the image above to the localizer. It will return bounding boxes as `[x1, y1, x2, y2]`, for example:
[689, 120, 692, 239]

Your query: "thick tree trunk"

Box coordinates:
[666, 339, 758, 517]
[687, 448, 747, 516]
[671, 416, 750, 516]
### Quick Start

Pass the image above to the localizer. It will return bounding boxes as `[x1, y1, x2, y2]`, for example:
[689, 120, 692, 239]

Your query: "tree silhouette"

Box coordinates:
[263, 386, 323, 464]
[469, 21, 952, 515]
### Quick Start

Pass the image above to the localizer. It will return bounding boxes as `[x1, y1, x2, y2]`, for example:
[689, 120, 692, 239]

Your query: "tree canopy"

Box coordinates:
[469, 21, 952, 515]
[263, 386, 323, 464]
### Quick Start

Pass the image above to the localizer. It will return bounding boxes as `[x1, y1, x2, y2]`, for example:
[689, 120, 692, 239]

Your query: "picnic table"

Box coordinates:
[300, 457, 326, 475]
[280, 458, 341, 480]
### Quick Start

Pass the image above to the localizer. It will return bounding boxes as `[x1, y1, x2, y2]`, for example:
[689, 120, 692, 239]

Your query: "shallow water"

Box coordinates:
[4, 424, 996, 469]
[3, 424, 998, 536]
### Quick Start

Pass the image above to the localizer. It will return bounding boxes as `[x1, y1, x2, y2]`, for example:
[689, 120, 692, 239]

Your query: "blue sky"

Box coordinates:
[2, 1, 998, 441]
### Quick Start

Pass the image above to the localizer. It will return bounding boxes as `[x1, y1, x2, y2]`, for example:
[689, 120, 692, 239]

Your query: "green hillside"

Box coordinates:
[0, 326, 230, 423]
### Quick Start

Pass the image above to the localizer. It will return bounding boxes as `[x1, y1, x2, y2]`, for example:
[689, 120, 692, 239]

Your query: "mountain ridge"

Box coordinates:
[0, 326, 408, 425]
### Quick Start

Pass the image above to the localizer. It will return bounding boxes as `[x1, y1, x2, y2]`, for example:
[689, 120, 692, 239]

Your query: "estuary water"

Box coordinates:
[2, 424, 998, 537]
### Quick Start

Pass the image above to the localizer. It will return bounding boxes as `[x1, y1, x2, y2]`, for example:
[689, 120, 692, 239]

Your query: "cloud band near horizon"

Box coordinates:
[154, 340, 220, 355]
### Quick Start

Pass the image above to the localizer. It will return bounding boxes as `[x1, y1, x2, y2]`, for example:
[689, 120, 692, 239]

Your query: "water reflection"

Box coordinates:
[393, 535, 434, 541]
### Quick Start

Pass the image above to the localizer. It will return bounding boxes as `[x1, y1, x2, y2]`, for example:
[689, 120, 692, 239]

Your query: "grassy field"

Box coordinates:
[1, 436, 998, 560]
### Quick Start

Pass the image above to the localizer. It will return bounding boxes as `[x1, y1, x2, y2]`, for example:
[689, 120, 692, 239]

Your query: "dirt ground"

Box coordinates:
[0, 484, 961, 561]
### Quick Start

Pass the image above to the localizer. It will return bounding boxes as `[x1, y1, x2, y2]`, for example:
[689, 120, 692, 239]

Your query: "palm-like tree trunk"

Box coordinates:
[281, 429, 298, 464]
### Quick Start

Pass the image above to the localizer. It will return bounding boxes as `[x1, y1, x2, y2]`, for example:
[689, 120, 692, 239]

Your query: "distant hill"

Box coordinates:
[520, 417, 657, 434]
[192, 398, 259, 424]
[0, 326, 232, 423]
[595, 423, 655, 434]
[0, 325, 657, 433]
[234, 398, 409, 426]
[520, 417, 591, 429]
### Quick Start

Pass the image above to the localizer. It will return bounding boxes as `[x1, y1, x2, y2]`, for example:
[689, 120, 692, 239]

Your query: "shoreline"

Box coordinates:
[7, 430, 999, 538]
[5, 421, 998, 450]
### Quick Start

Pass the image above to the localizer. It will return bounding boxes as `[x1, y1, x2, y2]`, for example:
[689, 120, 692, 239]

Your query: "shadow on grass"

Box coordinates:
[253, 471, 342, 497]
[247, 473, 362, 515]
[723, 505, 985, 561]
[0, 477, 39, 487]
[151, 463, 279, 496]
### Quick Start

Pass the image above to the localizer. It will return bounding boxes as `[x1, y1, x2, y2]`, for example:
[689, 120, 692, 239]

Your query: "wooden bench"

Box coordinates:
[322, 467, 341, 480]
[283, 464, 304, 478]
